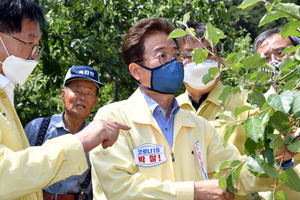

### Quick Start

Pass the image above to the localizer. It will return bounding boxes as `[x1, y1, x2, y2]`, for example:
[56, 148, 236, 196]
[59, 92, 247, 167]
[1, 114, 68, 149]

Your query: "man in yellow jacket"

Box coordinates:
[90, 17, 289, 200]
[175, 21, 254, 200]
[0, 0, 130, 199]
[176, 21, 299, 199]
[176, 20, 250, 156]
[252, 28, 300, 200]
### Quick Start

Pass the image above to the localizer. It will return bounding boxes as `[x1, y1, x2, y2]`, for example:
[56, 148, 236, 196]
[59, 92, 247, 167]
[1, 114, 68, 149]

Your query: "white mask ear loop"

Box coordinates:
[0, 36, 10, 65]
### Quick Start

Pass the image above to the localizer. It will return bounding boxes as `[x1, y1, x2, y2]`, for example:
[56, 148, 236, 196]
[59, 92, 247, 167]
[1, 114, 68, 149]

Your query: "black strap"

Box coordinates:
[35, 116, 52, 146]
[80, 168, 91, 191]
[35, 115, 92, 193]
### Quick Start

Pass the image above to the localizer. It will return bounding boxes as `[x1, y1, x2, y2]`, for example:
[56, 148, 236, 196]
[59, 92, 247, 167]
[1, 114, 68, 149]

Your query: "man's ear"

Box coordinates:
[128, 63, 141, 81]
[61, 89, 65, 102]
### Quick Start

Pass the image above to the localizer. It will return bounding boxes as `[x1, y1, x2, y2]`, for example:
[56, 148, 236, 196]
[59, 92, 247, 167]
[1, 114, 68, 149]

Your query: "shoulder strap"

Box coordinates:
[35, 116, 52, 146]
[80, 167, 91, 192]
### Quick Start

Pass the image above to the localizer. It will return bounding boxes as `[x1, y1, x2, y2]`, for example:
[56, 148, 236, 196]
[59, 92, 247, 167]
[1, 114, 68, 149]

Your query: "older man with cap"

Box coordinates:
[25, 65, 103, 200]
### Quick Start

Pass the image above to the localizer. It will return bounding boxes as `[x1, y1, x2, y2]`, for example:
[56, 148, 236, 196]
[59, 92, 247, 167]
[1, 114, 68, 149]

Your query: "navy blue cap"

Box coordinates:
[64, 66, 104, 89]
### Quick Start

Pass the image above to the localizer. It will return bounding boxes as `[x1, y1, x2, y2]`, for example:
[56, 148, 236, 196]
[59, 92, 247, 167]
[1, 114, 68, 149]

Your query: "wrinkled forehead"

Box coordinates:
[258, 34, 293, 53]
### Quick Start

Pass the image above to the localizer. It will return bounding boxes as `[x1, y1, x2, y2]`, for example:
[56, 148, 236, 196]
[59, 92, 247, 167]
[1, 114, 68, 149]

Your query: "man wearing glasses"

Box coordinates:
[89, 17, 284, 200]
[253, 28, 300, 200]
[0, 1, 130, 199]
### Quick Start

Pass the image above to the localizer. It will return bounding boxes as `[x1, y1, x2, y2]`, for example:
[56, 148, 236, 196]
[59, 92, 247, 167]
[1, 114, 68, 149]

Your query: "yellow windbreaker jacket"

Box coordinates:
[0, 89, 88, 200]
[177, 82, 251, 155]
[90, 88, 276, 200]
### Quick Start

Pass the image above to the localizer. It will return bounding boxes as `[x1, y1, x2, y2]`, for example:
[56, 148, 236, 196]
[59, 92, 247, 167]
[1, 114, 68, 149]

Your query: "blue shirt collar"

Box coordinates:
[141, 90, 180, 117]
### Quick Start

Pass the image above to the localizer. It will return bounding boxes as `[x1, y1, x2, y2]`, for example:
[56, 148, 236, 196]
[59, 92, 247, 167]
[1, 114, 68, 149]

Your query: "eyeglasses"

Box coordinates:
[137, 52, 182, 65]
[0, 30, 43, 59]
[265, 50, 289, 63]
[181, 50, 217, 62]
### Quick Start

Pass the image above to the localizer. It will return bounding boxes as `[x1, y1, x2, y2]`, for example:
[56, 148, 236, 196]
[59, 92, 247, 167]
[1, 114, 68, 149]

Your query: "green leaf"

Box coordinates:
[292, 91, 300, 117]
[261, 111, 272, 127]
[232, 161, 244, 182]
[224, 53, 239, 69]
[262, 148, 275, 165]
[216, 111, 232, 118]
[275, 190, 290, 200]
[267, 91, 294, 114]
[186, 28, 196, 37]
[276, 3, 300, 18]
[214, 28, 226, 39]
[213, 171, 221, 179]
[281, 45, 300, 55]
[287, 140, 300, 153]
[244, 138, 257, 156]
[279, 168, 300, 192]
[218, 86, 233, 107]
[295, 49, 300, 61]
[202, 67, 219, 84]
[182, 12, 190, 24]
[266, 193, 274, 200]
[259, 11, 287, 27]
[268, 134, 284, 155]
[208, 67, 219, 77]
[261, 161, 279, 177]
[218, 176, 227, 192]
[237, 0, 259, 9]
[168, 29, 187, 39]
[264, 2, 273, 12]
[279, 56, 297, 72]
[226, 174, 235, 193]
[250, 70, 271, 83]
[204, 23, 219, 52]
[242, 53, 267, 70]
[244, 116, 264, 143]
[284, 80, 297, 91]
[234, 105, 255, 117]
[223, 125, 237, 147]
[191, 47, 208, 64]
[245, 155, 265, 174]
[216, 161, 229, 173]
[269, 111, 290, 132]
[175, 20, 183, 25]
[230, 160, 241, 168]
[281, 21, 300, 38]
[247, 90, 266, 108]
[232, 86, 242, 95]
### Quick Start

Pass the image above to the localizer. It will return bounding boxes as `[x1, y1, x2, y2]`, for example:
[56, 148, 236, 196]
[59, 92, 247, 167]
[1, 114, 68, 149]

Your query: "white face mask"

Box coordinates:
[0, 37, 38, 85]
[184, 60, 219, 90]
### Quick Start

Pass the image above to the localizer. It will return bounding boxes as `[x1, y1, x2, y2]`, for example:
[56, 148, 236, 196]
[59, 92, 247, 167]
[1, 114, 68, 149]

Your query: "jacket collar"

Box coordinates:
[178, 82, 225, 107]
[127, 88, 195, 129]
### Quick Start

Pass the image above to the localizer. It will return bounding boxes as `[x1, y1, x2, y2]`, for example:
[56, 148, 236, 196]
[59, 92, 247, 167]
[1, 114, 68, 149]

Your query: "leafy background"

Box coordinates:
[15, 0, 296, 126]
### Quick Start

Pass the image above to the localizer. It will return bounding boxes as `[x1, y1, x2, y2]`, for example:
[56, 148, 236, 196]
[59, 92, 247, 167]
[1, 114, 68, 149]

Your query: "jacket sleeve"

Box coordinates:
[0, 134, 88, 199]
[204, 123, 278, 195]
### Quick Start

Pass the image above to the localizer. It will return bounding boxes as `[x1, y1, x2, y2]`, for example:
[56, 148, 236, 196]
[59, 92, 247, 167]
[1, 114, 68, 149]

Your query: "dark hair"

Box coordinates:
[122, 17, 175, 66]
[176, 20, 222, 52]
[0, 0, 45, 34]
[253, 28, 300, 53]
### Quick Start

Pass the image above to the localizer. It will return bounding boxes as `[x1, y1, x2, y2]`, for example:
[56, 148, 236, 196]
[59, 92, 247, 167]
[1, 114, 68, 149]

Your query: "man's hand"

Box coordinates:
[275, 127, 300, 163]
[194, 179, 235, 200]
[75, 119, 131, 152]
